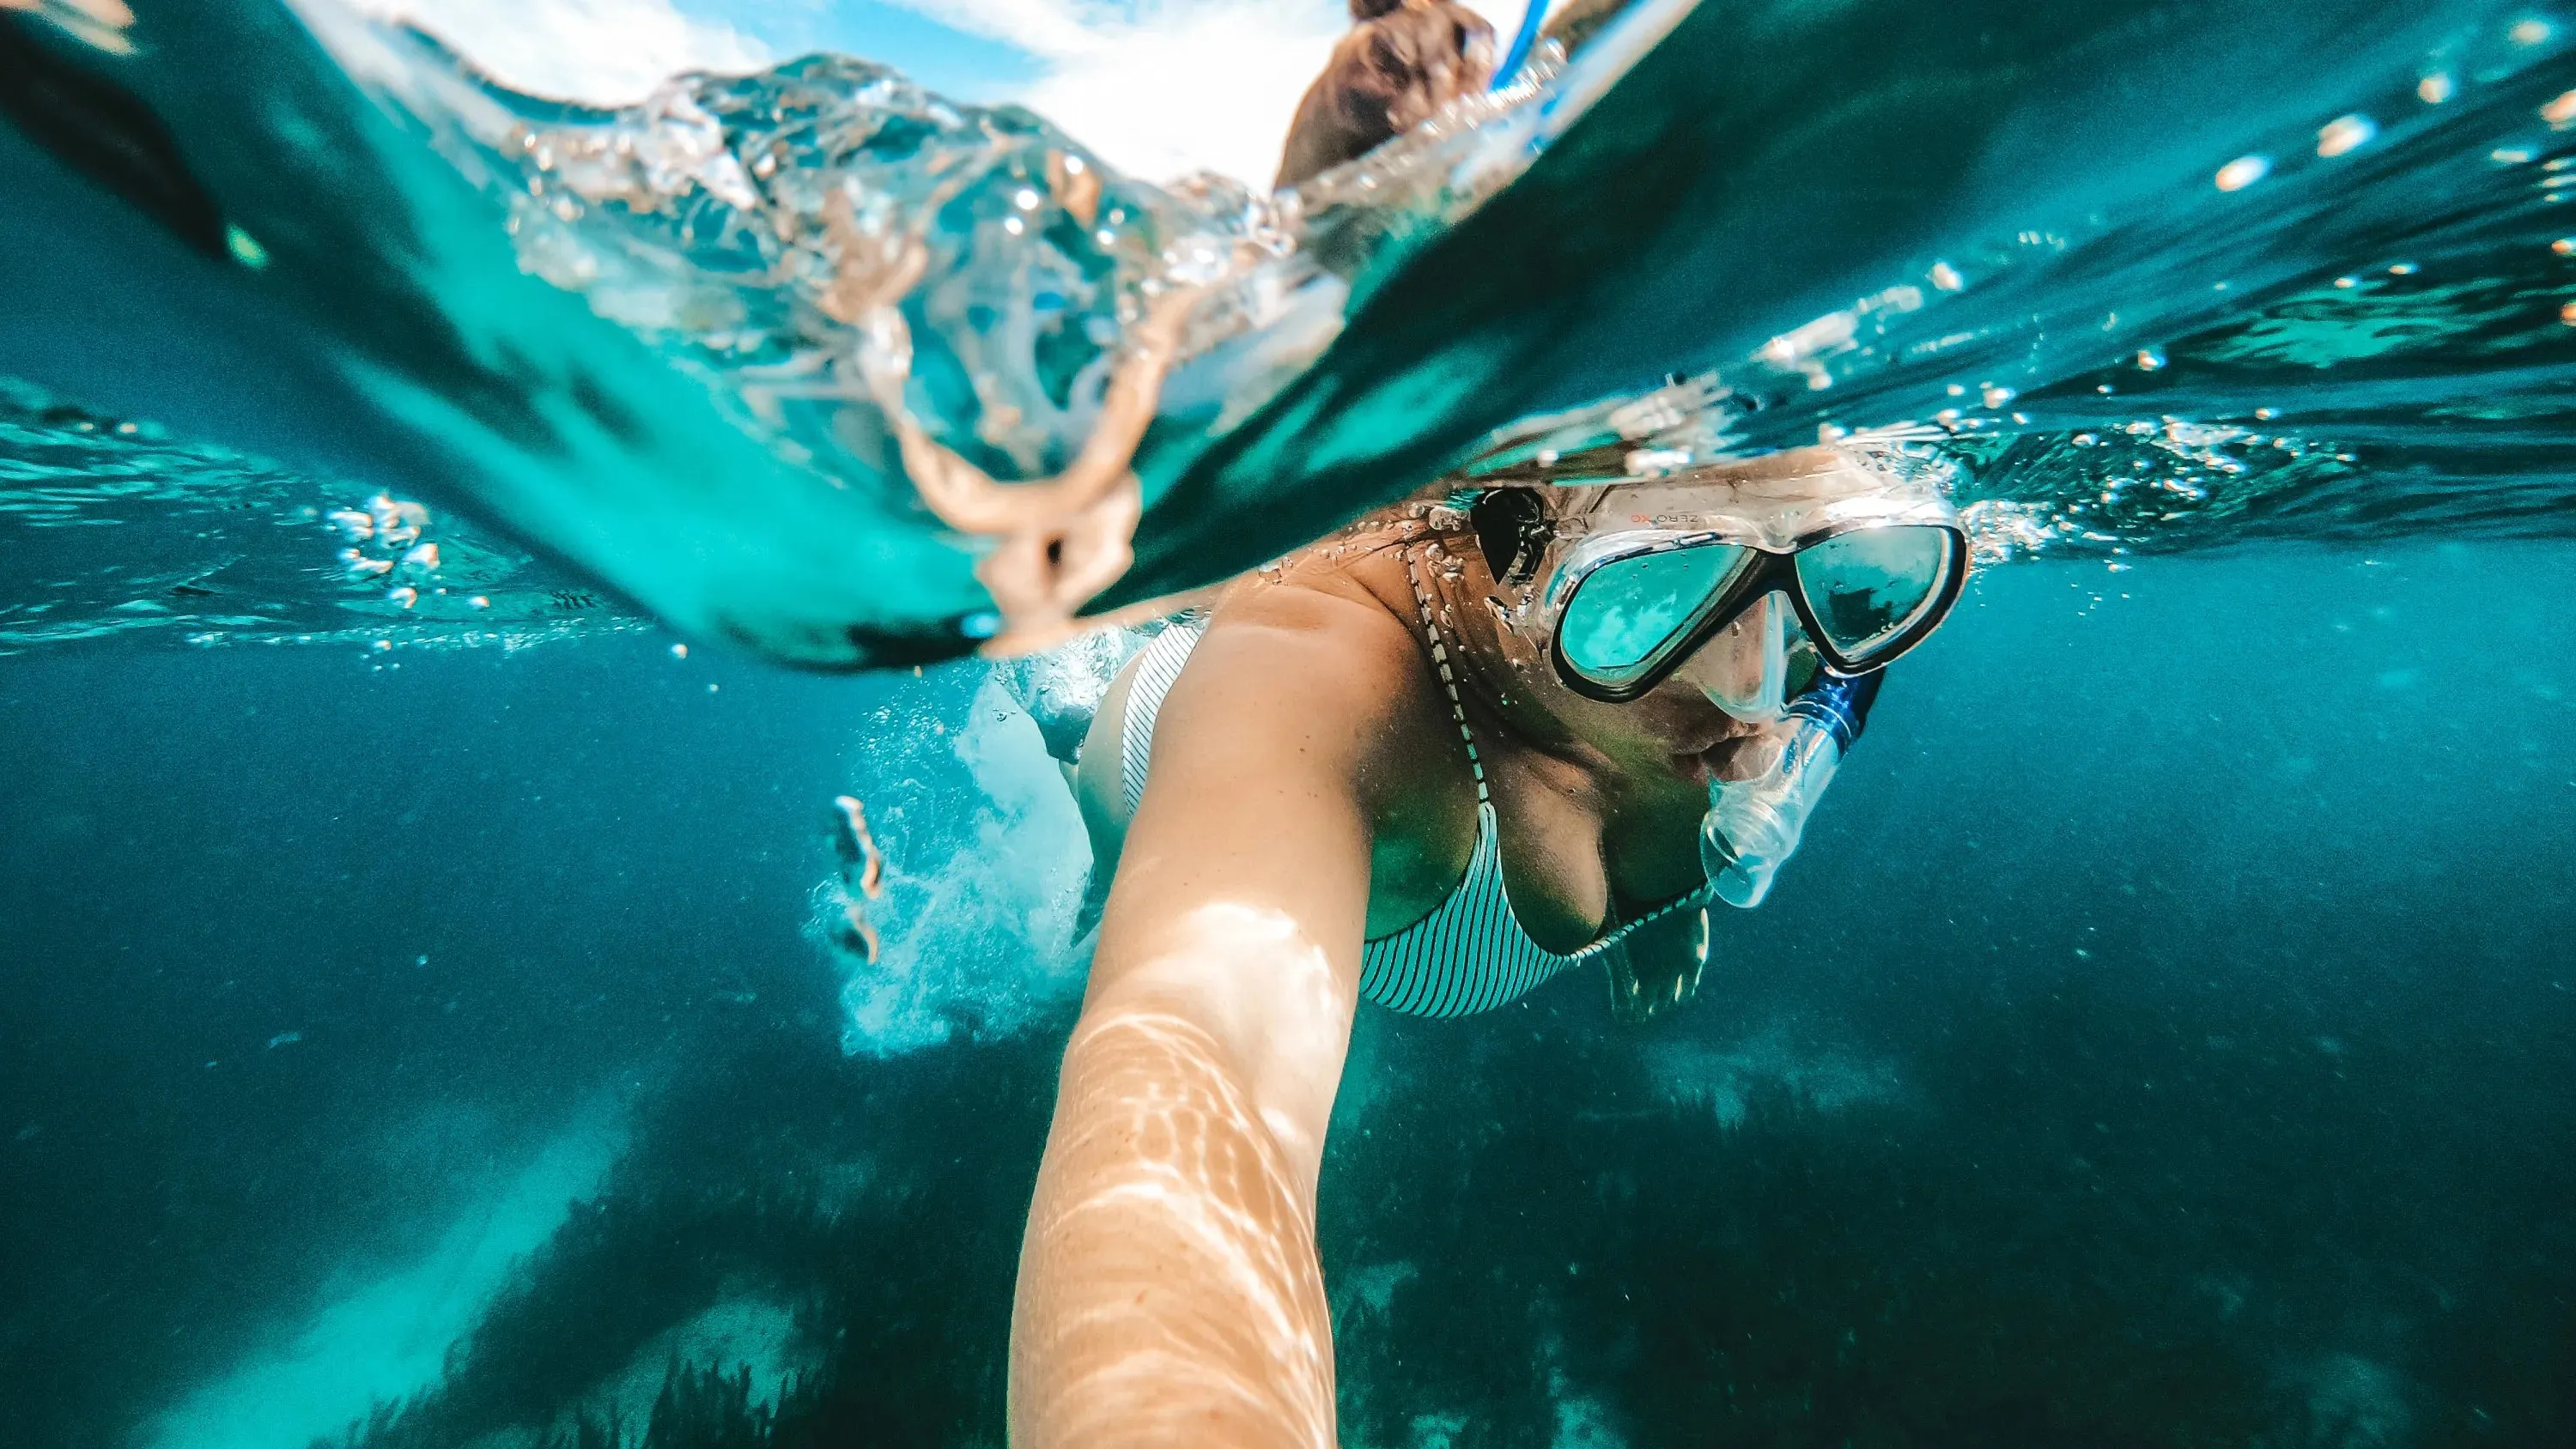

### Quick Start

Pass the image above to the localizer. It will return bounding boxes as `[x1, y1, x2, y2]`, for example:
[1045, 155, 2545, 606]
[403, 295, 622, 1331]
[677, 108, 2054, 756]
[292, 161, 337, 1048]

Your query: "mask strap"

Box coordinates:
[1468, 488, 1549, 586]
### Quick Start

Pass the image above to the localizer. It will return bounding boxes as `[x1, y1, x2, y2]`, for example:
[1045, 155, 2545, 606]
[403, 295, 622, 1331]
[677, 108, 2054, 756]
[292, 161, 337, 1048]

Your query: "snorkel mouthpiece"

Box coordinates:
[1698, 670, 1882, 907]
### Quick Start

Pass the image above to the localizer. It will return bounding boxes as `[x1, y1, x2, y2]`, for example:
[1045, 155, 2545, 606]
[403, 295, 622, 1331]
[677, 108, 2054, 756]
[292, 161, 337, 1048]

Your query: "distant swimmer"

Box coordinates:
[828, 794, 885, 964]
[1002, 13, 1969, 1444]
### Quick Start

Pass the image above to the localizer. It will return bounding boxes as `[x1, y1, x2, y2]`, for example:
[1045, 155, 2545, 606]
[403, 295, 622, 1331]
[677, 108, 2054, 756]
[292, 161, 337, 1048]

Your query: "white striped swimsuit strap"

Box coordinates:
[1356, 553, 1577, 1018]
[1118, 622, 1203, 817]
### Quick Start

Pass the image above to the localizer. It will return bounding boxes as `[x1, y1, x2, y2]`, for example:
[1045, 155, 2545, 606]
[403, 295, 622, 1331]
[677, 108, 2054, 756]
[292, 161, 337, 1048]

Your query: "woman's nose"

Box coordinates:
[1678, 591, 1789, 722]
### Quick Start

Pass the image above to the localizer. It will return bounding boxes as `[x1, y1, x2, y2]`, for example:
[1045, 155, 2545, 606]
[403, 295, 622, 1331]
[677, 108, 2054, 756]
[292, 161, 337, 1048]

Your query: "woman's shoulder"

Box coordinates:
[1210, 502, 1436, 639]
[1199, 555, 1422, 687]
[1166, 525, 1454, 775]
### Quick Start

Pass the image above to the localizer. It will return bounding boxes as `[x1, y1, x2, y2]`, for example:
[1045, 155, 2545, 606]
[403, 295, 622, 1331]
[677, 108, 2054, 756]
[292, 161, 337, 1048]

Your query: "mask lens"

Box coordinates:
[1794, 526, 1954, 661]
[1558, 543, 1750, 688]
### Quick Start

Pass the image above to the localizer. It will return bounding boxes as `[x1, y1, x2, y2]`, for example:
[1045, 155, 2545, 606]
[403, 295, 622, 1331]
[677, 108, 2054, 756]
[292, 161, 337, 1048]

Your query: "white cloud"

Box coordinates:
[888, 0, 1348, 185]
[334, 0, 1337, 180]
[342, 0, 772, 105]
[889, 0, 1113, 61]
[1018, 3, 1348, 185]
[889, 0, 1546, 185]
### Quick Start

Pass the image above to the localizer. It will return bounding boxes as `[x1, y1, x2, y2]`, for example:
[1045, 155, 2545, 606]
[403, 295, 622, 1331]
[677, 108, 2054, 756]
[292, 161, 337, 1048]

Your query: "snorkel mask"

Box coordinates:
[1468, 449, 1967, 912]
[1472, 449, 1968, 720]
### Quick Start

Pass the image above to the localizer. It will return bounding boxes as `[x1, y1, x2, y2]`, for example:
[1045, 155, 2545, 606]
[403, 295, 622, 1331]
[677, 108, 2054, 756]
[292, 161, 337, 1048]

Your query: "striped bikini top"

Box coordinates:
[1117, 551, 1710, 1020]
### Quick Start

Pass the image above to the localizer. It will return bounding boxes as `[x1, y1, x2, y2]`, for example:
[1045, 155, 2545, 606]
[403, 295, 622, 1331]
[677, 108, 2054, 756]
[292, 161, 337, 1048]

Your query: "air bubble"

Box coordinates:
[2317, 114, 2376, 157]
[224, 226, 269, 270]
[2214, 155, 2269, 191]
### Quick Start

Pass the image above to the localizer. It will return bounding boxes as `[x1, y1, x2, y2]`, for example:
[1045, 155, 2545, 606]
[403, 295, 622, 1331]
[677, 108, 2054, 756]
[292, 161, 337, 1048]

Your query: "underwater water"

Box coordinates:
[3, 547, 2570, 1447]
[6, 0, 2576, 1444]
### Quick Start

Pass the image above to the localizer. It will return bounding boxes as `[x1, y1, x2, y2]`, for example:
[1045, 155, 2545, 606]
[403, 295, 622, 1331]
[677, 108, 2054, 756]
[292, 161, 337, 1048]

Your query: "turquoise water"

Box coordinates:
[9, 0, 2576, 656]
[3, 0, 2574, 1444]
[3, 549, 2567, 1446]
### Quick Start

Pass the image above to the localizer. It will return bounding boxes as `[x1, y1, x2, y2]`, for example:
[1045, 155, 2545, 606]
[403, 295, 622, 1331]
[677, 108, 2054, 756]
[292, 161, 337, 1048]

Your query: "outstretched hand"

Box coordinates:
[1274, 0, 1496, 188]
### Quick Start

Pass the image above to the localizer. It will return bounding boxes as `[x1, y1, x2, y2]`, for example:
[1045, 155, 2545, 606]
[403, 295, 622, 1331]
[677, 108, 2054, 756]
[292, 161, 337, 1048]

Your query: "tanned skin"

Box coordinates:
[1010, 8, 1770, 1446]
[1009, 522, 1795, 1448]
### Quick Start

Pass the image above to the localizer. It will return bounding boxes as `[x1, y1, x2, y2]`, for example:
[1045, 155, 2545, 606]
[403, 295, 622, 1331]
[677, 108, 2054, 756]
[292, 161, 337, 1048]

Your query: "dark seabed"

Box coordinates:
[3, 543, 2571, 1449]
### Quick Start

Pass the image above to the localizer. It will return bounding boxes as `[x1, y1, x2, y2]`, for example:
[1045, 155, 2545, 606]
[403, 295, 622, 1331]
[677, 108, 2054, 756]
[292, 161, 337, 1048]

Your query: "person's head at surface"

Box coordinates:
[1382, 446, 1965, 796]
[1274, 0, 1660, 187]
[1277, 0, 1498, 186]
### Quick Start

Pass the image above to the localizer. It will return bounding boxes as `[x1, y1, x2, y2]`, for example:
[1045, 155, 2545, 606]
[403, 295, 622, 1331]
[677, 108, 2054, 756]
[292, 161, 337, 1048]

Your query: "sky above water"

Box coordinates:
[356, 0, 1559, 185]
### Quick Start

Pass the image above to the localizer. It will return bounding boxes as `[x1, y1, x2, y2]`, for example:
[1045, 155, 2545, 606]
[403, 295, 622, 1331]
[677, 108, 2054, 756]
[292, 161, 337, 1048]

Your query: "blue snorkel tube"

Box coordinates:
[1492, 0, 1547, 88]
[1700, 671, 1885, 908]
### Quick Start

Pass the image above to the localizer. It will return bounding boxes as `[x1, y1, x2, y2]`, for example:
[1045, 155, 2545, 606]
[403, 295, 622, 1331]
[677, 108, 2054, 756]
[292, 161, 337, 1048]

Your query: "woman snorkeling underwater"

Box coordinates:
[1011, 449, 1967, 1447]
[1004, 3, 1970, 1445]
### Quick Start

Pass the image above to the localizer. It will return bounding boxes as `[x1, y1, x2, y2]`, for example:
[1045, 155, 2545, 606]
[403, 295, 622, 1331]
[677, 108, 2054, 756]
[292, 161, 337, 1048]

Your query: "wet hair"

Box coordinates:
[1468, 488, 1551, 587]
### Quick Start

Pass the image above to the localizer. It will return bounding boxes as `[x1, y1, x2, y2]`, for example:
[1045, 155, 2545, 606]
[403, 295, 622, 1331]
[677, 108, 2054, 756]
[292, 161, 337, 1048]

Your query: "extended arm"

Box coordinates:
[1008, 582, 1423, 1449]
